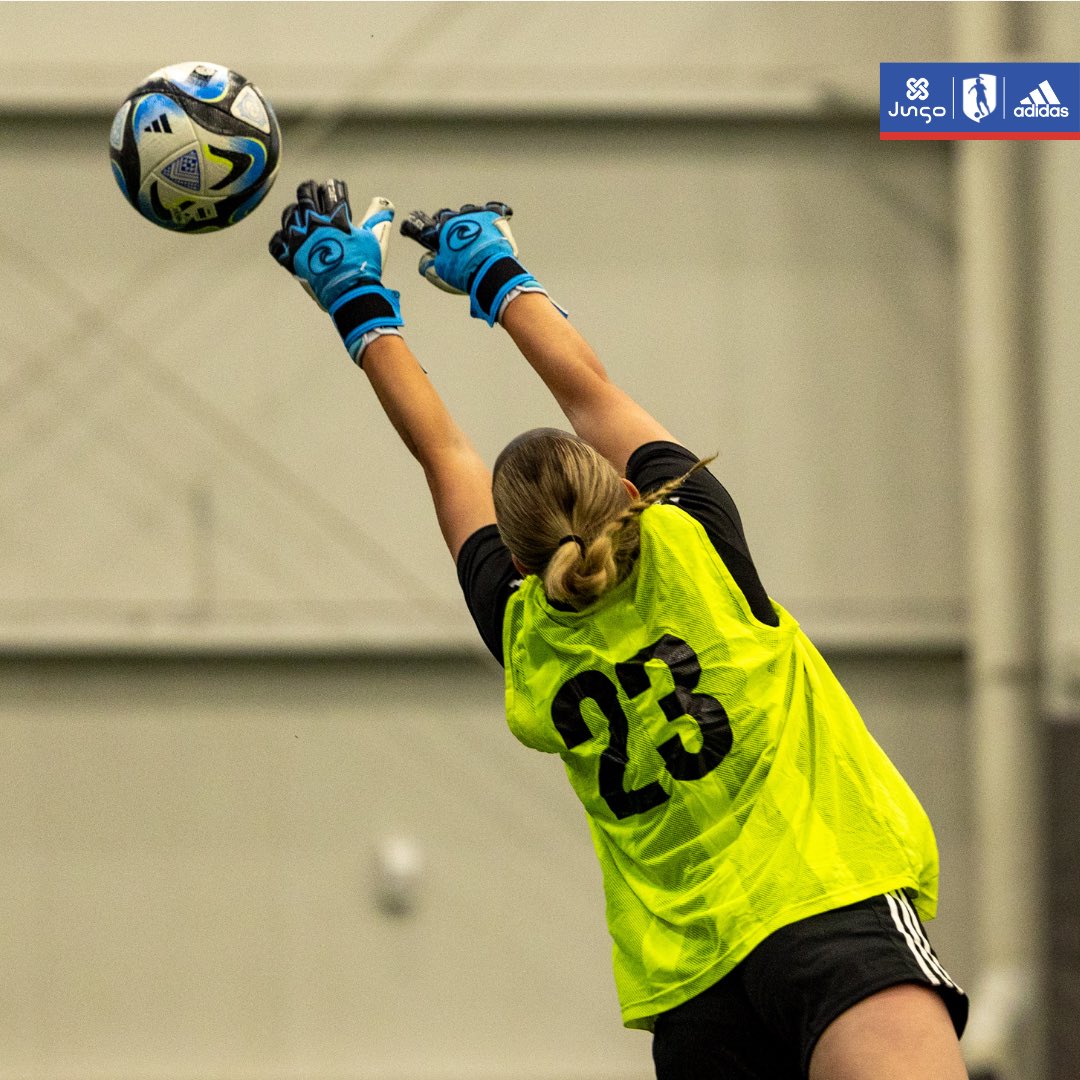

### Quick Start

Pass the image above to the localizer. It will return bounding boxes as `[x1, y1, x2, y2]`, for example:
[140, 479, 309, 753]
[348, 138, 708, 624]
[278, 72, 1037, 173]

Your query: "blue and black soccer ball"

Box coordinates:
[110, 61, 281, 233]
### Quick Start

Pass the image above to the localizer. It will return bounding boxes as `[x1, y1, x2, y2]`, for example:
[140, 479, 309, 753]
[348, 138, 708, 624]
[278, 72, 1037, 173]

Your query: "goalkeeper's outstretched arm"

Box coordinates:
[399, 203, 681, 475]
[269, 183, 677, 559]
[268, 179, 495, 561]
[361, 334, 495, 560]
[499, 291, 679, 474]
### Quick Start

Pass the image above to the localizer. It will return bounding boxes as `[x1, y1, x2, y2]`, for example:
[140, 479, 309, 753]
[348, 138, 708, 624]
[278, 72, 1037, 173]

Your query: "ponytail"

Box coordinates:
[543, 454, 716, 607]
[493, 428, 716, 610]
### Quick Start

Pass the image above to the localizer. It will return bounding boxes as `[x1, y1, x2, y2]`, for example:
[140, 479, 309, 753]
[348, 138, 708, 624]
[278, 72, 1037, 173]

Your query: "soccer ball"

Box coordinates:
[109, 61, 281, 233]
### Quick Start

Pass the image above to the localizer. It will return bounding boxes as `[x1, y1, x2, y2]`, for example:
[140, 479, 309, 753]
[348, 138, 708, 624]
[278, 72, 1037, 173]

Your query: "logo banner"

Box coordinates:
[880, 62, 1080, 139]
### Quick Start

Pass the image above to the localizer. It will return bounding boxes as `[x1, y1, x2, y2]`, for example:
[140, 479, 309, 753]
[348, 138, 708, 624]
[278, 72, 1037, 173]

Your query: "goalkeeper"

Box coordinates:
[269, 181, 970, 1080]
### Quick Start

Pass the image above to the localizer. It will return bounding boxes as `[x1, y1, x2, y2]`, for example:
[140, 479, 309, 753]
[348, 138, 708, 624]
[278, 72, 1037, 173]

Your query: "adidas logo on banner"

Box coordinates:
[144, 114, 173, 134]
[1015, 80, 1070, 118]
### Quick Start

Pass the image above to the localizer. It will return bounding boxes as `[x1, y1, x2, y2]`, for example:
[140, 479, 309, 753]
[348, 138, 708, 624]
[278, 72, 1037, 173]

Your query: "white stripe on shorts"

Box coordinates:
[891, 891, 960, 991]
[884, 891, 949, 987]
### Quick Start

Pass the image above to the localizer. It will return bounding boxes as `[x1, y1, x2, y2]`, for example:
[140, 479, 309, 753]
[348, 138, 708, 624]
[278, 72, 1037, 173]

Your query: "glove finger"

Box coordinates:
[279, 200, 299, 230]
[493, 217, 519, 257]
[268, 229, 289, 265]
[295, 180, 321, 214]
[401, 210, 440, 251]
[361, 196, 395, 263]
[319, 178, 351, 219]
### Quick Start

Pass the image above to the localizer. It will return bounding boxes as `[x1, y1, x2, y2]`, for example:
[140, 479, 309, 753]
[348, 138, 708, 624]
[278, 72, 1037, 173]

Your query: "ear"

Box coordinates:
[622, 477, 640, 500]
[511, 554, 531, 577]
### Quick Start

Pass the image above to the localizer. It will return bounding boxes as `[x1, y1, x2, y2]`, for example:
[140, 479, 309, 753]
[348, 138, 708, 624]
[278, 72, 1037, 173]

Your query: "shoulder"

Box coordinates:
[626, 441, 701, 493]
[626, 441, 746, 544]
[456, 524, 522, 664]
[628, 442, 779, 627]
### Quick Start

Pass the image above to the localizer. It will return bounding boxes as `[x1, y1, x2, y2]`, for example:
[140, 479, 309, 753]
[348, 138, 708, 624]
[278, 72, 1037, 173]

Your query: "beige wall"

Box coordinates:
[0, 2, 953, 113]
[0, 111, 961, 652]
[2, 2, 1078, 1077]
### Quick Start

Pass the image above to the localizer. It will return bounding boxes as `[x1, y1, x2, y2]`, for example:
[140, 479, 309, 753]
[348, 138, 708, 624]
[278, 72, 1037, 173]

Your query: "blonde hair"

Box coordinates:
[492, 428, 715, 610]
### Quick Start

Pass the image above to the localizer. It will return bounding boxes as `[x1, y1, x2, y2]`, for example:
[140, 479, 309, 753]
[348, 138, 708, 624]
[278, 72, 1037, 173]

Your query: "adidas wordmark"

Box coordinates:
[1015, 80, 1069, 118]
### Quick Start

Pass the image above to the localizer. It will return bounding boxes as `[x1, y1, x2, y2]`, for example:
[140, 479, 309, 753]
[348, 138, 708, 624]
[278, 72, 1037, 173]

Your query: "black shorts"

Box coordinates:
[651, 891, 969, 1080]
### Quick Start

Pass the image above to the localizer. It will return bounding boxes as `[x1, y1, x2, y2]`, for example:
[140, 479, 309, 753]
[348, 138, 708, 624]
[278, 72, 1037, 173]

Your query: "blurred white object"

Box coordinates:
[372, 834, 425, 917]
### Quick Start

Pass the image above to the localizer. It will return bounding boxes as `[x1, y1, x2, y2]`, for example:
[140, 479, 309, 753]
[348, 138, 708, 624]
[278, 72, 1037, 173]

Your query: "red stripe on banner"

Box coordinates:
[880, 131, 1080, 140]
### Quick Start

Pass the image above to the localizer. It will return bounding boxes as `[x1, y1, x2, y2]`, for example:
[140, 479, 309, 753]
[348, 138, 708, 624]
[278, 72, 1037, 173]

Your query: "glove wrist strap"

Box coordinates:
[469, 255, 542, 326]
[328, 284, 404, 362]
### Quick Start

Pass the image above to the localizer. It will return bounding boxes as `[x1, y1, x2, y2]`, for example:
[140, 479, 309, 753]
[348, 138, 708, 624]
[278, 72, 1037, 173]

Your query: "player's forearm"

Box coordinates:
[422, 452, 496, 561]
[500, 293, 679, 472]
[361, 334, 494, 558]
[361, 336, 463, 461]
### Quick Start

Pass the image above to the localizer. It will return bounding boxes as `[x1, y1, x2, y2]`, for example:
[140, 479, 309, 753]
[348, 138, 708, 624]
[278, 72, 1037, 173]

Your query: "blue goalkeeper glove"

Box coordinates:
[269, 179, 403, 365]
[400, 202, 556, 326]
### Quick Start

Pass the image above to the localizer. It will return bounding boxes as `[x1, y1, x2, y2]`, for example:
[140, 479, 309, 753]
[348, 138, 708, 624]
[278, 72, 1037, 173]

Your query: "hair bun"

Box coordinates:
[557, 534, 587, 556]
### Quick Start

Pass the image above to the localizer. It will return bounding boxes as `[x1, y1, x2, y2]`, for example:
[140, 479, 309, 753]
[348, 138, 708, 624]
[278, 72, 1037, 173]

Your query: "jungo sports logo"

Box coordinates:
[887, 76, 945, 124]
[906, 77, 930, 101]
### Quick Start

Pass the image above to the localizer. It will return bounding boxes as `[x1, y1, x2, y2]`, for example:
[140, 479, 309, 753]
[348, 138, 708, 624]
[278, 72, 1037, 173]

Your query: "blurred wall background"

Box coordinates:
[0, 3, 1076, 1078]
